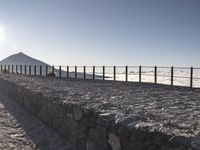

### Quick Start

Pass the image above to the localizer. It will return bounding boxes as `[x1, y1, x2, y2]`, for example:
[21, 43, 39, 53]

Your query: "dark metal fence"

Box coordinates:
[1, 64, 200, 88]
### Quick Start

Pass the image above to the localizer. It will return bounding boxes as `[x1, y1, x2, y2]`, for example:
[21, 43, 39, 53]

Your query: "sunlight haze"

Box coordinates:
[0, 25, 6, 44]
[0, 0, 200, 67]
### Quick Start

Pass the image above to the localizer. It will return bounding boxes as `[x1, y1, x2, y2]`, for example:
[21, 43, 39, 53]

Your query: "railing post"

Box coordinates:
[52, 66, 54, 76]
[126, 66, 128, 82]
[39, 65, 42, 76]
[67, 66, 69, 78]
[84, 66, 86, 79]
[34, 65, 36, 76]
[29, 65, 31, 75]
[75, 66, 77, 79]
[46, 65, 48, 76]
[190, 67, 193, 88]
[8, 65, 10, 73]
[103, 66, 105, 80]
[139, 66, 141, 83]
[59, 66, 61, 78]
[93, 66, 95, 80]
[171, 66, 174, 86]
[24, 65, 26, 75]
[12, 65, 13, 73]
[154, 66, 157, 84]
[114, 66, 116, 81]
[20, 65, 22, 74]
[16, 65, 18, 73]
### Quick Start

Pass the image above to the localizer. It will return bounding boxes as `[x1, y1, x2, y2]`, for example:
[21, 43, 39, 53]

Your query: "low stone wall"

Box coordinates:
[0, 74, 199, 150]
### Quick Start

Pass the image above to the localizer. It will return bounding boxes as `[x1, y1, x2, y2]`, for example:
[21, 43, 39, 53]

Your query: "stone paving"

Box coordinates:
[0, 93, 75, 150]
[1, 74, 200, 149]
[2, 74, 200, 137]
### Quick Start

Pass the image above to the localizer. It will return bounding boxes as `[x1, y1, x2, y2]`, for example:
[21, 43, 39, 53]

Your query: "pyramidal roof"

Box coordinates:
[0, 52, 50, 66]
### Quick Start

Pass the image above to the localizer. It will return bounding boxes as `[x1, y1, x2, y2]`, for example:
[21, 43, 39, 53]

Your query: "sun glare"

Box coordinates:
[0, 26, 6, 44]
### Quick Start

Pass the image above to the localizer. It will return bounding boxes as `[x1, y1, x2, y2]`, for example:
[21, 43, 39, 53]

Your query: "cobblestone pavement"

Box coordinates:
[0, 93, 75, 150]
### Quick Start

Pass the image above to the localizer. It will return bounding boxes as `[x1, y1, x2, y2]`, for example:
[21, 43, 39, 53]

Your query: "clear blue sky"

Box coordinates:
[0, 0, 200, 66]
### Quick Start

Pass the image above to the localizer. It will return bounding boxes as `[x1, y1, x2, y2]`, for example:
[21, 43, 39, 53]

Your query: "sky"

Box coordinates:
[0, 0, 200, 66]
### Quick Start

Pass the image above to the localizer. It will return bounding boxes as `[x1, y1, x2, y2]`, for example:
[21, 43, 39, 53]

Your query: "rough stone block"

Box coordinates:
[108, 133, 121, 150]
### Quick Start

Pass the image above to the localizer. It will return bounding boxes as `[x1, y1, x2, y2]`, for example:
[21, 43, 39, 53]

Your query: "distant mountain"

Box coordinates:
[0, 52, 50, 66]
[0, 52, 102, 79]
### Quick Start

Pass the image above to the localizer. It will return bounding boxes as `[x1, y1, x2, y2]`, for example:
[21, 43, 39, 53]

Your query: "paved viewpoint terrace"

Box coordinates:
[0, 73, 200, 150]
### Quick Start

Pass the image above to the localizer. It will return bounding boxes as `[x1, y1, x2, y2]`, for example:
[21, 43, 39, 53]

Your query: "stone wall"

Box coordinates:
[0, 74, 198, 150]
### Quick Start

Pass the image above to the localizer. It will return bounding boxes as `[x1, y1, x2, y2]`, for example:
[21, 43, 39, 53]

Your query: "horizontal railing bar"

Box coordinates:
[2, 65, 200, 69]
[141, 74, 154, 76]
[157, 75, 171, 78]
[173, 76, 190, 79]
[118, 73, 139, 75]
[157, 66, 171, 69]
[174, 67, 191, 69]
[193, 78, 200, 80]
[140, 66, 154, 68]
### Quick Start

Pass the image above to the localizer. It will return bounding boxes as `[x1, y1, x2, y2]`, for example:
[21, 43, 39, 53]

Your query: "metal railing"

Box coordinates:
[0, 64, 200, 88]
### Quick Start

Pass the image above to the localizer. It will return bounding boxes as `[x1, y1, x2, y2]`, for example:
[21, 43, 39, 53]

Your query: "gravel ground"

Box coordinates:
[0, 92, 75, 150]
[1, 74, 200, 138]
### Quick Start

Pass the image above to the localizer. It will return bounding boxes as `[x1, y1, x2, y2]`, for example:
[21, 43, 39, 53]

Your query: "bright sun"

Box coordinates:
[0, 26, 6, 44]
